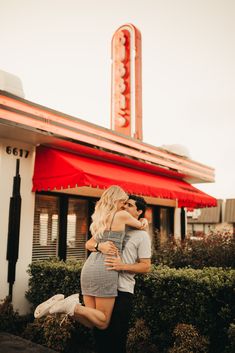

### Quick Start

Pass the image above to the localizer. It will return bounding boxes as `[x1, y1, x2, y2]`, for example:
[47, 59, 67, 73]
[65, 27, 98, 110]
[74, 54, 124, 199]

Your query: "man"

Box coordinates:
[85, 194, 152, 353]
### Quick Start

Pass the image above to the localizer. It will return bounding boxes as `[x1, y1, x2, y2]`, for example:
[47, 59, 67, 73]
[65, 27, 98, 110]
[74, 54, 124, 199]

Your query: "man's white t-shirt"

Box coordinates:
[118, 228, 152, 294]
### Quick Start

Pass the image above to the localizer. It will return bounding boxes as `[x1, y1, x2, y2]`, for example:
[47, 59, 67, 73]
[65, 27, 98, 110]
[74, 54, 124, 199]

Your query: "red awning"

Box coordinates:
[32, 146, 217, 208]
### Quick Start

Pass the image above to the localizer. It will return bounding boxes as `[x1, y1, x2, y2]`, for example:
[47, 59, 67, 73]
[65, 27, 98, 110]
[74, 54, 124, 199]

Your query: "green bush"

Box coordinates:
[225, 322, 235, 353]
[152, 233, 235, 269]
[0, 297, 31, 335]
[38, 315, 74, 352]
[133, 266, 235, 353]
[26, 258, 84, 307]
[25, 259, 235, 353]
[22, 315, 94, 353]
[25, 258, 94, 352]
[22, 318, 46, 346]
[127, 318, 159, 353]
[168, 323, 209, 353]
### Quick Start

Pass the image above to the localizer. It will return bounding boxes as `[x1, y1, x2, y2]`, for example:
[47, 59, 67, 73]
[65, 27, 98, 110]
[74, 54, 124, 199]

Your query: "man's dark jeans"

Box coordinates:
[93, 291, 134, 353]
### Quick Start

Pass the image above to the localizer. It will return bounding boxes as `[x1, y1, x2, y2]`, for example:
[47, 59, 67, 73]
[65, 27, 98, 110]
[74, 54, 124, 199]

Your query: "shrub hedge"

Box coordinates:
[25, 258, 94, 352]
[25, 259, 235, 353]
[168, 323, 209, 353]
[152, 233, 235, 269]
[0, 297, 30, 335]
[26, 258, 84, 307]
[134, 265, 235, 353]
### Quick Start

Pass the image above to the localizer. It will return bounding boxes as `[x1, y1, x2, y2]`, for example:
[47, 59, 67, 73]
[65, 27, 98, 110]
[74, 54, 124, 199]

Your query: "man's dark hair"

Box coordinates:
[128, 194, 147, 218]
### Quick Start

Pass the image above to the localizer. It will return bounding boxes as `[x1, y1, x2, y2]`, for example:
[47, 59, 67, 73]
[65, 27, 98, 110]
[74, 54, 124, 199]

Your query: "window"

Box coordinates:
[193, 224, 204, 237]
[32, 195, 59, 261]
[32, 194, 89, 262]
[153, 206, 174, 245]
[145, 206, 153, 236]
[187, 223, 193, 237]
[66, 198, 88, 260]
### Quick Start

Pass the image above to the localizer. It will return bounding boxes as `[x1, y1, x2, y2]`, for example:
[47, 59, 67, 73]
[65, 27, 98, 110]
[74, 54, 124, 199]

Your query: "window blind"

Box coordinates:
[66, 198, 88, 260]
[32, 194, 59, 261]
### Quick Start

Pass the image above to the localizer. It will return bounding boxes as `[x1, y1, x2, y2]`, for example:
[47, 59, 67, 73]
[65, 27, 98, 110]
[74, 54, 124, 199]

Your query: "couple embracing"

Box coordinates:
[34, 185, 152, 353]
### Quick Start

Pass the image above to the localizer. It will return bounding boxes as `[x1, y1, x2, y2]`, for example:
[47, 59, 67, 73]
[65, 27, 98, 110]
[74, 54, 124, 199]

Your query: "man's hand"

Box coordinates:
[104, 255, 124, 271]
[105, 257, 151, 273]
[98, 241, 119, 256]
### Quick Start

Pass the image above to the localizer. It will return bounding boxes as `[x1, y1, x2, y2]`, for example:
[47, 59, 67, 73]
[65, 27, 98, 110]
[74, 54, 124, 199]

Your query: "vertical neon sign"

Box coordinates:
[111, 24, 142, 140]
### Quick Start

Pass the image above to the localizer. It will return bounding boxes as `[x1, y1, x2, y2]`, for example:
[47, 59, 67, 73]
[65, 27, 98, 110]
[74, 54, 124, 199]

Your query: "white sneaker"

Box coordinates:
[34, 294, 64, 319]
[49, 293, 81, 316]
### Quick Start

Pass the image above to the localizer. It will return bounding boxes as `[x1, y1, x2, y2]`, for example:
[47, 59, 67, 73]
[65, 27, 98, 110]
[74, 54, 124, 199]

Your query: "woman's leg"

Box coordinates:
[74, 296, 95, 328]
[74, 295, 115, 330]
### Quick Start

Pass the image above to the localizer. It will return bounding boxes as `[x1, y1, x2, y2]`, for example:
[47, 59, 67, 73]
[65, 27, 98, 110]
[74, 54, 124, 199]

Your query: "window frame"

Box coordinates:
[33, 191, 97, 261]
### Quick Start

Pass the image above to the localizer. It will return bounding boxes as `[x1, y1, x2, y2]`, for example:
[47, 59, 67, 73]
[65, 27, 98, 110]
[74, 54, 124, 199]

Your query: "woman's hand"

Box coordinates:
[98, 241, 119, 255]
[140, 218, 148, 230]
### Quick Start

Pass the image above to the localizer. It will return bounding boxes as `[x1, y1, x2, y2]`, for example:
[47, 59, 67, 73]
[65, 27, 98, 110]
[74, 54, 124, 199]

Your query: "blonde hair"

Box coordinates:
[90, 185, 128, 240]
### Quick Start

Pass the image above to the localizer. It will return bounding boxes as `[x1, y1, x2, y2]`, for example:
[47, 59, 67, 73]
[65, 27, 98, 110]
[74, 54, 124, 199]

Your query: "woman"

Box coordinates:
[34, 185, 147, 329]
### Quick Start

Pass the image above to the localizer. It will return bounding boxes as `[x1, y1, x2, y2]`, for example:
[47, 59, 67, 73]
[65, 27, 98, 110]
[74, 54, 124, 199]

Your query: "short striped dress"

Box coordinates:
[81, 229, 125, 297]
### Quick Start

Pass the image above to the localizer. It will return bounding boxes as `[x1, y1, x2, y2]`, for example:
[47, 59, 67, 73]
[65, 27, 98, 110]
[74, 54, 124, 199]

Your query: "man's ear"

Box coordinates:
[137, 209, 143, 217]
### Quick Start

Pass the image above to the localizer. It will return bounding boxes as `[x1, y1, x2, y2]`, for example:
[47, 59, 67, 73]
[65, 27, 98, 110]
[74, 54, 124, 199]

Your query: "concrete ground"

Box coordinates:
[0, 332, 57, 353]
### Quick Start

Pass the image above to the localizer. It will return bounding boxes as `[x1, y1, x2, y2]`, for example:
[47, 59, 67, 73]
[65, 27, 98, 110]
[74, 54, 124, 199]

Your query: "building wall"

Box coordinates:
[214, 222, 233, 235]
[0, 138, 36, 314]
[0, 137, 184, 314]
[187, 222, 233, 237]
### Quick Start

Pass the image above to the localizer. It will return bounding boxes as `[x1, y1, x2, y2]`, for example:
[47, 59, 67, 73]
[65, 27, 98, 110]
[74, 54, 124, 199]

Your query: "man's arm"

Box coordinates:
[104, 256, 151, 273]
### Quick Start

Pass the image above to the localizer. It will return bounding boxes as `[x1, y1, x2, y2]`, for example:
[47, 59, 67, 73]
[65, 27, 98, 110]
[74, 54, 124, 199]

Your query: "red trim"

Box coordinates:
[45, 141, 186, 180]
[33, 146, 217, 208]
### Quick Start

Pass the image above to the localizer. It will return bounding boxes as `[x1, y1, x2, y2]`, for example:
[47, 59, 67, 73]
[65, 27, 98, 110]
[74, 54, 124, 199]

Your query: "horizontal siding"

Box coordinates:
[224, 199, 235, 223]
[188, 200, 222, 224]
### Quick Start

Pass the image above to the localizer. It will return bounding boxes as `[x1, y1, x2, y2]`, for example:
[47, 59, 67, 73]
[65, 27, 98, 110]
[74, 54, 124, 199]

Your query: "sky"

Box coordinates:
[1, 0, 235, 200]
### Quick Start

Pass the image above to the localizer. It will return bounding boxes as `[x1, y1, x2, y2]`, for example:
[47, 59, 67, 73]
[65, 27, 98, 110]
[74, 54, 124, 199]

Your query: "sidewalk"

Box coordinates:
[0, 332, 57, 353]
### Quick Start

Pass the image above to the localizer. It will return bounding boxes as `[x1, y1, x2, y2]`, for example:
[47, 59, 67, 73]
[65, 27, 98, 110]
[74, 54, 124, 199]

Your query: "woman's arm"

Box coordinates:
[85, 236, 97, 251]
[119, 210, 148, 229]
[85, 236, 118, 255]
